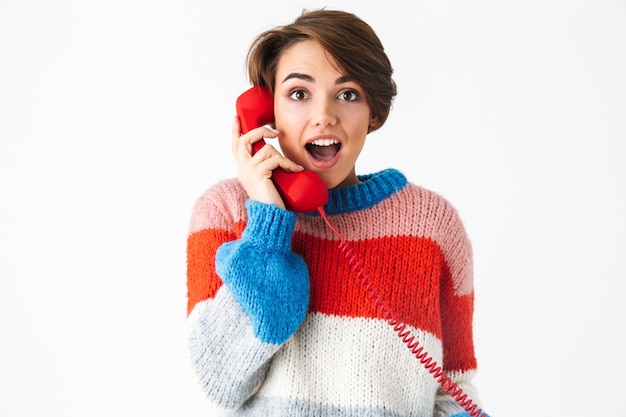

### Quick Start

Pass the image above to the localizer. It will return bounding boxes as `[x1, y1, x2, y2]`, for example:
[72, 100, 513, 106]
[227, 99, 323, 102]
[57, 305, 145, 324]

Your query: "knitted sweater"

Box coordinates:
[186, 168, 485, 417]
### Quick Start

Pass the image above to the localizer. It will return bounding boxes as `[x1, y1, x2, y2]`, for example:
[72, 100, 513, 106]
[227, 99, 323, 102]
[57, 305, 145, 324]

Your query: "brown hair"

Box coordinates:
[246, 9, 397, 132]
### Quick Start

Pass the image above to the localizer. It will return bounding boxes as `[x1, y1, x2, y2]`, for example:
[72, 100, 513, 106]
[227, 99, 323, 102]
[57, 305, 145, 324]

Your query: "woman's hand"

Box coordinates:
[231, 116, 304, 210]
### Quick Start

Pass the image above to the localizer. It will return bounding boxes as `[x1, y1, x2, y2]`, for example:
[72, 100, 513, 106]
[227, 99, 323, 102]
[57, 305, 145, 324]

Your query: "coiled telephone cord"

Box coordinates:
[318, 207, 487, 417]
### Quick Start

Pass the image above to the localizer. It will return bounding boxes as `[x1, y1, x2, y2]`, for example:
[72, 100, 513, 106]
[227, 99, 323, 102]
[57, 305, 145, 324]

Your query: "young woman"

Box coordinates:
[186, 9, 490, 417]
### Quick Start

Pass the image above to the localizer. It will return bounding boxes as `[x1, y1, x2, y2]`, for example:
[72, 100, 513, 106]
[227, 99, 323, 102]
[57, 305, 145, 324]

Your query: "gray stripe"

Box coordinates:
[187, 288, 280, 409]
[233, 396, 432, 417]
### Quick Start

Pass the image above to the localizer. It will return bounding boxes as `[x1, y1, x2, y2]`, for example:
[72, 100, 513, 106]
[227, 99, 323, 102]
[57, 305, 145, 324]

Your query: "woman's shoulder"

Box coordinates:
[392, 178, 469, 243]
[404, 182, 457, 209]
[188, 178, 248, 235]
[391, 174, 460, 216]
[197, 177, 245, 200]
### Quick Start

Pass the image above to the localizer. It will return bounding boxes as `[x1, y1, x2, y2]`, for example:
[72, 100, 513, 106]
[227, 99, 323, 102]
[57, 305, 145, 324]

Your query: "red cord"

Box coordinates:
[317, 206, 487, 417]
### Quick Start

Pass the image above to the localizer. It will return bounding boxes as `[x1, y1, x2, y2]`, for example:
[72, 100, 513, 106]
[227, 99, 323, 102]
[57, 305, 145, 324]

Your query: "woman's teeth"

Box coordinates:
[311, 138, 339, 146]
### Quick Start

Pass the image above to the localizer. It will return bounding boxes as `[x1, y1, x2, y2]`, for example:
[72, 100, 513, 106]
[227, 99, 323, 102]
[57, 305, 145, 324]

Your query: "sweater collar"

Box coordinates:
[316, 168, 407, 215]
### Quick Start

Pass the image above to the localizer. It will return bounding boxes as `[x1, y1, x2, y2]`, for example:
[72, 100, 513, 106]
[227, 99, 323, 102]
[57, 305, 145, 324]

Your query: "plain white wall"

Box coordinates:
[1, 0, 625, 416]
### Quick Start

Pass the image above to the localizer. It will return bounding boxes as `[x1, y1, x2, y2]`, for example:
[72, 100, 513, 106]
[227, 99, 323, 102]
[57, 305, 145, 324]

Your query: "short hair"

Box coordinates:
[246, 9, 397, 131]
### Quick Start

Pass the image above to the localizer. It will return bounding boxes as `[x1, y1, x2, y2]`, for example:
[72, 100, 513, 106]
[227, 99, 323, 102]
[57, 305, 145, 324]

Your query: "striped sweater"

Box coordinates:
[186, 168, 485, 417]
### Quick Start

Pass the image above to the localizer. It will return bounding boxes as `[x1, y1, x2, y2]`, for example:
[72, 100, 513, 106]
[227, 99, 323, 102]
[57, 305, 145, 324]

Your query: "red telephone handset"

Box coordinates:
[236, 86, 329, 213]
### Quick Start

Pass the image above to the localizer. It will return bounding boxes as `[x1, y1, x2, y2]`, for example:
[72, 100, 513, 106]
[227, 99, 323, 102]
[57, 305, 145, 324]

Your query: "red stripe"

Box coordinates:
[186, 221, 245, 315]
[294, 234, 447, 338]
[440, 271, 476, 370]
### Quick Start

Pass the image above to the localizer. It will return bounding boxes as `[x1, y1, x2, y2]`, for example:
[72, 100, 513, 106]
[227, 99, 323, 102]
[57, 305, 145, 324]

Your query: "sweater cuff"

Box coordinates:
[242, 200, 297, 252]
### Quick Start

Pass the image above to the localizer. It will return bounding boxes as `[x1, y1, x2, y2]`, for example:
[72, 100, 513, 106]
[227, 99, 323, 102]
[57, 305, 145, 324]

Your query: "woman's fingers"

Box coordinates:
[231, 117, 280, 162]
[229, 118, 303, 208]
[253, 150, 304, 174]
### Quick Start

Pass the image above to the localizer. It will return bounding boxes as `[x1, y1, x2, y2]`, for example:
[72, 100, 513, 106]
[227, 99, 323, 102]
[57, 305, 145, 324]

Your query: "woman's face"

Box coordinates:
[273, 40, 376, 189]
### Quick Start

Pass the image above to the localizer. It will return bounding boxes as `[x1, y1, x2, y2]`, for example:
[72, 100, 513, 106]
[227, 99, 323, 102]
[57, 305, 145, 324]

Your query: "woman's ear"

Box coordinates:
[368, 115, 379, 133]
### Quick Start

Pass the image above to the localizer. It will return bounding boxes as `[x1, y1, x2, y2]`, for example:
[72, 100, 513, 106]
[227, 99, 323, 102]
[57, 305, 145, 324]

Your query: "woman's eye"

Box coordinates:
[288, 89, 309, 101]
[339, 90, 360, 102]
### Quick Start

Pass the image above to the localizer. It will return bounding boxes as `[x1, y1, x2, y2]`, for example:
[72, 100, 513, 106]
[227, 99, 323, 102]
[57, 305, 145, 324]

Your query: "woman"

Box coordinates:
[186, 9, 489, 417]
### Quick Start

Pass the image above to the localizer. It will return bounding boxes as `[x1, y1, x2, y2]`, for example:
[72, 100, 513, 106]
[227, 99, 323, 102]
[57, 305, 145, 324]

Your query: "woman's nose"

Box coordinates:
[310, 96, 337, 128]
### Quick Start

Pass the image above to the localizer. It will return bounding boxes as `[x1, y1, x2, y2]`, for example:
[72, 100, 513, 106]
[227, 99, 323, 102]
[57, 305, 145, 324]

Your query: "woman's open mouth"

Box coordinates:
[305, 138, 341, 163]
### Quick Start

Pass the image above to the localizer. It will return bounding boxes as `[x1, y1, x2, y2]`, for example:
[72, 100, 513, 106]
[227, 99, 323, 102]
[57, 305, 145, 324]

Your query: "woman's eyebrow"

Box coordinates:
[282, 73, 314, 83]
[281, 74, 352, 84]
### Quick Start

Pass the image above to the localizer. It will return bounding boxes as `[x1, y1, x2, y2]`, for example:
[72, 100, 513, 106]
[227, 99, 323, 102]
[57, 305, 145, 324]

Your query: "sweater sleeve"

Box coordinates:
[186, 194, 309, 413]
[433, 200, 489, 417]
[215, 200, 310, 344]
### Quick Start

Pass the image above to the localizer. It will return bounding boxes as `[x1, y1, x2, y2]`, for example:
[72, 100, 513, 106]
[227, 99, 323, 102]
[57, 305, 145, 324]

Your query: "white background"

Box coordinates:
[1, 0, 625, 416]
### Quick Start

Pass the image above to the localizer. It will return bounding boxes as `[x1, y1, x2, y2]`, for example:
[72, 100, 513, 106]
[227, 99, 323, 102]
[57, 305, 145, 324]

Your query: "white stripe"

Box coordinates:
[257, 312, 443, 414]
